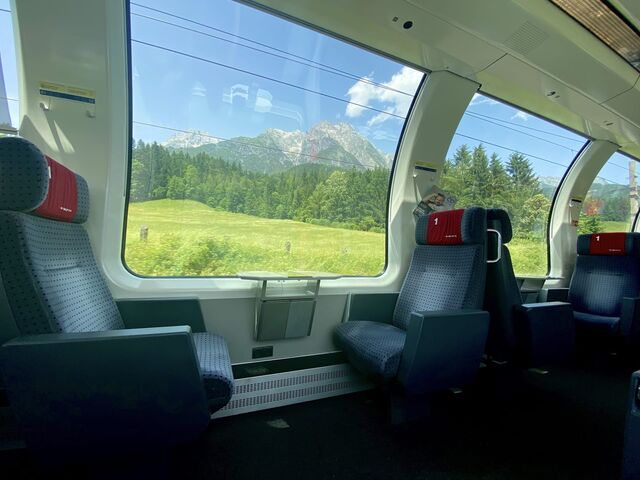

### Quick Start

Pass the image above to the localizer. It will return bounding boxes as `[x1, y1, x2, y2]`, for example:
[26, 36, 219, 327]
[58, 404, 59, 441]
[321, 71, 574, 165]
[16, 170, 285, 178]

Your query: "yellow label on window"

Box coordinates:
[39, 81, 95, 104]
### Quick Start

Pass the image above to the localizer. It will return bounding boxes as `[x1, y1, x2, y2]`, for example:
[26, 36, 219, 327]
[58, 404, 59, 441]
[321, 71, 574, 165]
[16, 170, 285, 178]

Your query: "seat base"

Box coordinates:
[334, 321, 405, 379]
[574, 311, 620, 336]
[387, 385, 432, 425]
[515, 302, 576, 367]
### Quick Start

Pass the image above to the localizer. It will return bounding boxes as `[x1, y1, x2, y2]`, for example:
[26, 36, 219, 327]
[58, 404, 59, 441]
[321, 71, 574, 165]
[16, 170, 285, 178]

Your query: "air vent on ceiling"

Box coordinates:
[504, 21, 549, 55]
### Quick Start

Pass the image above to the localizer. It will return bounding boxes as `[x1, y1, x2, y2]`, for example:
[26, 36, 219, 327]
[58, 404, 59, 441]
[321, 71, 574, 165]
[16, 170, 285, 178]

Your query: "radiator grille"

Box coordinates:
[212, 364, 372, 418]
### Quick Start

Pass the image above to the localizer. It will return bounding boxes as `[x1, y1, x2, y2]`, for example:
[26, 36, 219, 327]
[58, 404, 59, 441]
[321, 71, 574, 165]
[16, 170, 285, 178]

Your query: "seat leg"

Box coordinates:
[385, 385, 431, 425]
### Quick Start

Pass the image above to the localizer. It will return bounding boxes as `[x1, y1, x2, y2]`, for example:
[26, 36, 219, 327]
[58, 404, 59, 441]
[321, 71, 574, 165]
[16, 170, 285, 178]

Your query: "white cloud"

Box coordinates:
[345, 73, 376, 118]
[358, 125, 397, 142]
[470, 93, 499, 106]
[367, 108, 395, 127]
[345, 67, 423, 125]
[511, 111, 530, 121]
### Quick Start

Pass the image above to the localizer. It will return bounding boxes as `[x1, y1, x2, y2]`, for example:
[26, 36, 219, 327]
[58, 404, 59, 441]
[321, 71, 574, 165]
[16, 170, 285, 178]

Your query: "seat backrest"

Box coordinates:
[568, 233, 640, 317]
[392, 207, 487, 331]
[483, 208, 522, 360]
[0, 137, 124, 335]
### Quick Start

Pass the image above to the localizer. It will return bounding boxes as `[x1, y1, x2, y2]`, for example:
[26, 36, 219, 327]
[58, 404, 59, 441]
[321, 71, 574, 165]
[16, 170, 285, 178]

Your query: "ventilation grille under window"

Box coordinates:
[211, 364, 371, 419]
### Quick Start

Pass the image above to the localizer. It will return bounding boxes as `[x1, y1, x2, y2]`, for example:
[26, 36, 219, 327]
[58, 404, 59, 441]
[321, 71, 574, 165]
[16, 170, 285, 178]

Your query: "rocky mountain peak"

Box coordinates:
[164, 122, 393, 172]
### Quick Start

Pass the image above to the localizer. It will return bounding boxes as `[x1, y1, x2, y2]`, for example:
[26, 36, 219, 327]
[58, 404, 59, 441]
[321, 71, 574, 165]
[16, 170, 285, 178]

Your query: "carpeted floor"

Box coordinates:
[0, 354, 636, 479]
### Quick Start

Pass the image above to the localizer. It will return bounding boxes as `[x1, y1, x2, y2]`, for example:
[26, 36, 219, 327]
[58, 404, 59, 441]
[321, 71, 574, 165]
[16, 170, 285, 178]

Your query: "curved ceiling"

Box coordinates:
[244, 0, 640, 159]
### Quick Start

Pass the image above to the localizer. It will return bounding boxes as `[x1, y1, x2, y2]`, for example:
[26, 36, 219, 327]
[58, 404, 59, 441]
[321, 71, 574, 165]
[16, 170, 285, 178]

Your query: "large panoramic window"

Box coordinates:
[580, 152, 640, 234]
[125, 0, 423, 277]
[444, 94, 588, 276]
[0, 0, 18, 134]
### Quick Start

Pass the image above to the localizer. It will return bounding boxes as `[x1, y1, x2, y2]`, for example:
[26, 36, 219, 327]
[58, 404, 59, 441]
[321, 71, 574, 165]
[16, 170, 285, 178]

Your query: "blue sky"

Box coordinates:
[0, 0, 634, 187]
[129, 0, 419, 152]
[0, 0, 18, 128]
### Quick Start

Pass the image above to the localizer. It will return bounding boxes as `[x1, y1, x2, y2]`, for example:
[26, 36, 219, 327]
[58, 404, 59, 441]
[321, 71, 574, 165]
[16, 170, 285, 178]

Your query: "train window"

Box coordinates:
[124, 0, 423, 277]
[0, 1, 18, 134]
[443, 93, 588, 276]
[580, 152, 640, 234]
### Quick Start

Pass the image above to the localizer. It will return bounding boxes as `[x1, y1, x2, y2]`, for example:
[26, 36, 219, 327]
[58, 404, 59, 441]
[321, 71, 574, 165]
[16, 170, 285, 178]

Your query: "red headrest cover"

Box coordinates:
[588, 232, 627, 256]
[577, 233, 640, 256]
[415, 207, 486, 245]
[426, 209, 465, 245]
[34, 156, 78, 222]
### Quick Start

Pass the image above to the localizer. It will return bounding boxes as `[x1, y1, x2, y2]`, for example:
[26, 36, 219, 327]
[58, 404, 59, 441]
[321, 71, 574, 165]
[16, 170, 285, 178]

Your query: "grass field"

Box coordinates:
[125, 199, 386, 276]
[125, 200, 628, 278]
[600, 220, 630, 232]
[508, 239, 547, 276]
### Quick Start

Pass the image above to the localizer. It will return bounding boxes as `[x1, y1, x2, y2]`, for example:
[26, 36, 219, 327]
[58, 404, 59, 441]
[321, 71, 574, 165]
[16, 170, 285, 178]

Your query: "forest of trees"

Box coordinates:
[440, 144, 551, 239]
[441, 144, 631, 237]
[130, 141, 389, 232]
[130, 140, 628, 236]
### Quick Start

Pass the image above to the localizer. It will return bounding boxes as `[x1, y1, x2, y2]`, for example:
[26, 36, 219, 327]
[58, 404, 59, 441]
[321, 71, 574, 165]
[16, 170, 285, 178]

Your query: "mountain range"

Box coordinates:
[161, 121, 392, 173]
[539, 175, 626, 198]
[539, 176, 610, 189]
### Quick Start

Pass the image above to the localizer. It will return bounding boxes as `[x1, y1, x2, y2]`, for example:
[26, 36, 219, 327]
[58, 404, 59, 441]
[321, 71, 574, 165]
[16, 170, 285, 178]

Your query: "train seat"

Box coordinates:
[623, 370, 640, 480]
[569, 233, 640, 342]
[335, 207, 490, 395]
[484, 208, 575, 366]
[0, 137, 233, 455]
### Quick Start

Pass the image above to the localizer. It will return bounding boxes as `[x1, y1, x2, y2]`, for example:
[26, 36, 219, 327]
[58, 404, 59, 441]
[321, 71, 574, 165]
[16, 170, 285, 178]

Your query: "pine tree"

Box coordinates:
[505, 152, 542, 237]
[488, 153, 510, 209]
[468, 145, 491, 206]
[518, 194, 551, 239]
[507, 152, 540, 194]
[442, 145, 473, 206]
[578, 213, 604, 234]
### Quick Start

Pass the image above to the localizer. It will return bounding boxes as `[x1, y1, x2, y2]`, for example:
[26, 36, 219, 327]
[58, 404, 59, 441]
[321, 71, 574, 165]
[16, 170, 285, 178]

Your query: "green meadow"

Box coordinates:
[125, 199, 386, 277]
[125, 200, 628, 278]
[599, 221, 630, 232]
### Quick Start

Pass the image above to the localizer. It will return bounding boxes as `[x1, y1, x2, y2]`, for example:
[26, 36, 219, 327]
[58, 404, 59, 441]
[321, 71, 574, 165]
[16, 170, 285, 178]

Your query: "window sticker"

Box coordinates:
[39, 81, 96, 105]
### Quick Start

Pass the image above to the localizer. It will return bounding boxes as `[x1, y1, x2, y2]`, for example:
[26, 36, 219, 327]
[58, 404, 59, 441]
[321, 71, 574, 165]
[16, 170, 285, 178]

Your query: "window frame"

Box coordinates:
[581, 149, 640, 234]
[457, 90, 592, 277]
[0, 3, 18, 135]
[121, 0, 427, 279]
[615, 150, 640, 232]
[547, 140, 590, 274]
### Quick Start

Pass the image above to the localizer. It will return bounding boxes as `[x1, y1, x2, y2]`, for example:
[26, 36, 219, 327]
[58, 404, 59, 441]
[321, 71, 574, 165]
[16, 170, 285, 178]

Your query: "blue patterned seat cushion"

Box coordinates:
[334, 321, 406, 379]
[193, 332, 234, 410]
[0, 211, 124, 334]
[568, 255, 640, 318]
[574, 311, 620, 336]
[393, 244, 486, 330]
[0, 211, 234, 410]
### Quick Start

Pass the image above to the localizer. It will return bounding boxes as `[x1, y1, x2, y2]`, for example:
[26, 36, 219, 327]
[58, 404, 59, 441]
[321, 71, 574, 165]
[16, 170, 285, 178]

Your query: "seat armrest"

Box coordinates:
[515, 302, 575, 366]
[398, 309, 489, 395]
[518, 301, 572, 313]
[1, 326, 210, 457]
[621, 297, 640, 344]
[346, 292, 399, 324]
[538, 288, 569, 303]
